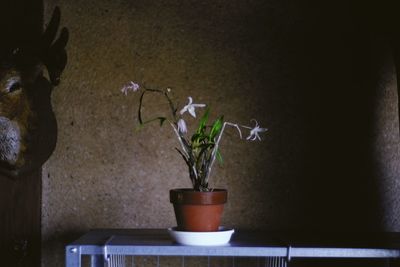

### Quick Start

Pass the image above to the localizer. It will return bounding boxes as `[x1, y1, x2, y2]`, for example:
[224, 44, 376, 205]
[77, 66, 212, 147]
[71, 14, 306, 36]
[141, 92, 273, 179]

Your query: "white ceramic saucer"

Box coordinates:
[168, 227, 234, 246]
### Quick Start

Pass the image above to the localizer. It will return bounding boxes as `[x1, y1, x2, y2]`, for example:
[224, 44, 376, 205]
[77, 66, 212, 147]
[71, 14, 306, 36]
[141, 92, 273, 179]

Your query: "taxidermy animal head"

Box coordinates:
[0, 7, 68, 178]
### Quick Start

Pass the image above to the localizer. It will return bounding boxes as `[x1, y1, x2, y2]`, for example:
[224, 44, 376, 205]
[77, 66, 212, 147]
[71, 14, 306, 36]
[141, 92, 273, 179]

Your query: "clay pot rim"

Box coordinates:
[170, 188, 227, 205]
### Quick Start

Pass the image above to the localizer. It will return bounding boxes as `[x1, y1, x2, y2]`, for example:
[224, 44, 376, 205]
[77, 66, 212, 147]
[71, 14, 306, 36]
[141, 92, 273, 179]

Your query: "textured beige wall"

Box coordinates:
[41, 0, 400, 266]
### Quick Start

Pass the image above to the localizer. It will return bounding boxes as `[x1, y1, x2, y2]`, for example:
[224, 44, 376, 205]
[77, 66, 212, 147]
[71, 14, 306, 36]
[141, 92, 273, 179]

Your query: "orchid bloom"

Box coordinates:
[121, 81, 140, 95]
[177, 118, 187, 134]
[246, 120, 268, 141]
[179, 97, 206, 118]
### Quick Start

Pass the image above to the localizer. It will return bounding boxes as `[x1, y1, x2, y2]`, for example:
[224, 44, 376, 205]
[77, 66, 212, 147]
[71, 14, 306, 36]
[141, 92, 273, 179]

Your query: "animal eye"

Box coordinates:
[9, 82, 21, 92]
[6, 78, 21, 93]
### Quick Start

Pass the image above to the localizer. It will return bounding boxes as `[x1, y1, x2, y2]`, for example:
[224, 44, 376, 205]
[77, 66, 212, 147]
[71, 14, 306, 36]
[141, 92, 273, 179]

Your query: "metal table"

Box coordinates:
[66, 229, 400, 267]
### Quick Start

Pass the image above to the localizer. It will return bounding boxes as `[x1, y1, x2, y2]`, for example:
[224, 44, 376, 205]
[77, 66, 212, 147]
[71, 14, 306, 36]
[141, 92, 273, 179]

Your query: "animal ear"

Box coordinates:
[41, 7, 69, 85]
[43, 27, 69, 85]
[42, 7, 61, 48]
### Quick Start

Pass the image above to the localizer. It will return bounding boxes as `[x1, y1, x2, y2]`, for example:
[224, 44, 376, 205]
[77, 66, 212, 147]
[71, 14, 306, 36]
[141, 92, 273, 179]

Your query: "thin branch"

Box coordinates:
[143, 86, 177, 121]
[175, 148, 196, 187]
[169, 122, 198, 180]
[138, 87, 178, 125]
[204, 122, 244, 185]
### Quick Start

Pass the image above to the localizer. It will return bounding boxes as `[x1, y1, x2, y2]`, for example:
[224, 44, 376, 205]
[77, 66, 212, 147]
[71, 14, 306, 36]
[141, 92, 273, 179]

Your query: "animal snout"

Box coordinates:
[0, 116, 22, 167]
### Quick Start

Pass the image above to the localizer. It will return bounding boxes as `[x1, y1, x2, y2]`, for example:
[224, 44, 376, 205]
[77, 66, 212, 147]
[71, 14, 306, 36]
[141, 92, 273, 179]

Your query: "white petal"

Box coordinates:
[179, 106, 188, 115]
[177, 119, 187, 133]
[121, 87, 128, 95]
[188, 106, 197, 117]
[131, 82, 140, 91]
[256, 127, 268, 133]
[193, 103, 206, 108]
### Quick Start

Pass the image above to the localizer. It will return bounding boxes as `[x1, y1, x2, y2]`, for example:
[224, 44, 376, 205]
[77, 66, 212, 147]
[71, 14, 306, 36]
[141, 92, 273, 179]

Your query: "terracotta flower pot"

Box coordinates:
[170, 188, 227, 232]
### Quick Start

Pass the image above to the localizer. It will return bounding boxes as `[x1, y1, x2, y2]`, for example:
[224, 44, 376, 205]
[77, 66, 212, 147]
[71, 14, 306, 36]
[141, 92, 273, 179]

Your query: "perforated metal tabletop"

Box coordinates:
[66, 229, 400, 267]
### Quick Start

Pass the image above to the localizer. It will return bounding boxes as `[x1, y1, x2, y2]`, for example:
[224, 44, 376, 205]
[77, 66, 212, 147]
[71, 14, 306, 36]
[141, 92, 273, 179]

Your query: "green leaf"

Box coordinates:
[210, 116, 224, 140]
[192, 133, 210, 145]
[191, 133, 201, 143]
[138, 116, 167, 127]
[197, 143, 214, 151]
[196, 108, 210, 134]
[216, 149, 223, 164]
[159, 117, 166, 126]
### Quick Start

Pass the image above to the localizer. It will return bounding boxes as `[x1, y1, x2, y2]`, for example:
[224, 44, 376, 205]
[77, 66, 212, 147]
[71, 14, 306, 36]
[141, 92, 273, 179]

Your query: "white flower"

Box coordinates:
[177, 119, 187, 133]
[246, 120, 268, 141]
[179, 97, 206, 118]
[121, 81, 140, 95]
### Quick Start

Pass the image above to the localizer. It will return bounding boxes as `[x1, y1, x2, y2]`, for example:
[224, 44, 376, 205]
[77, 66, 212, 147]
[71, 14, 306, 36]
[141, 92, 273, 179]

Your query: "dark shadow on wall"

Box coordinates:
[273, 1, 399, 233]
[174, 0, 396, 233]
[228, 1, 399, 265]
[302, 3, 385, 232]
[310, 0, 400, 233]
[368, 0, 400, 133]
[191, 1, 390, 232]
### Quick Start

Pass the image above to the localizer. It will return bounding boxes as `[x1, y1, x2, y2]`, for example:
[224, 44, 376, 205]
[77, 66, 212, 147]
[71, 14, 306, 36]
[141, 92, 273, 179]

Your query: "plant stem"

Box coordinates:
[169, 122, 199, 184]
[139, 87, 177, 124]
[204, 122, 243, 185]
[145, 87, 177, 121]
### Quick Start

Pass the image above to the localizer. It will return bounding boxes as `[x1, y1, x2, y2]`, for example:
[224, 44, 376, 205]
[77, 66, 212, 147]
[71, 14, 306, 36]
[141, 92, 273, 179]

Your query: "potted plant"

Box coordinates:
[122, 81, 267, 232]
